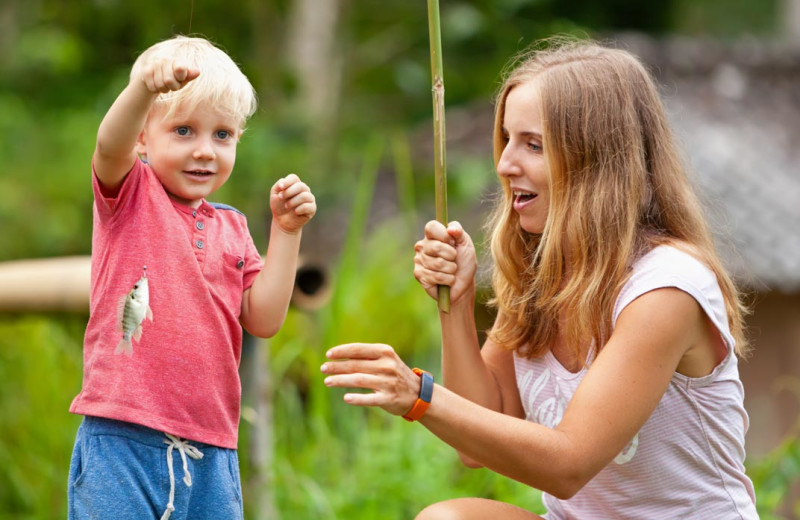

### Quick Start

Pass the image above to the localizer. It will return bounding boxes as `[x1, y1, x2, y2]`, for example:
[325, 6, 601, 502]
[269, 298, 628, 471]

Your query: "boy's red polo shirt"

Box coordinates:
[70, 158, 263, 448]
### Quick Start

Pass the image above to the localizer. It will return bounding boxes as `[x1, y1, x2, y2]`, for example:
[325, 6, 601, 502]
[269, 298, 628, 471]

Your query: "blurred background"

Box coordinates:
[1, 0, 799, 518]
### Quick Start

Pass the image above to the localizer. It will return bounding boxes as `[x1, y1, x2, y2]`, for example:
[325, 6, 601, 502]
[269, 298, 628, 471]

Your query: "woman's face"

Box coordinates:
[496, 80, 550, 234]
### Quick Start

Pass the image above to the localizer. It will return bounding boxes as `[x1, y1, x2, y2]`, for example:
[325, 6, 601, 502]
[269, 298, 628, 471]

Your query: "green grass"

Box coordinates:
[0, 315, 84, 520]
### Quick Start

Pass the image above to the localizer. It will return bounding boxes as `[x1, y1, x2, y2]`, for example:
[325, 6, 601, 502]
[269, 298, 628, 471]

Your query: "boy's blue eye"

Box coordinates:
[175, 126, 190, 136]
[216, 130, 230, 140]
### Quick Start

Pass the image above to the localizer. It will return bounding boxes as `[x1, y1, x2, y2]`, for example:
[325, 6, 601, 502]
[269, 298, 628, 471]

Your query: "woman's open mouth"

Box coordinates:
[512, 190, 537, 211]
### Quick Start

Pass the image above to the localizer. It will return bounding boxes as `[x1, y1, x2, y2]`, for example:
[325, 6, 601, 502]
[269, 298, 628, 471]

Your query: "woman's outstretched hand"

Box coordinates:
[321, 343, 421, 417]
[413, 220, 477, 306]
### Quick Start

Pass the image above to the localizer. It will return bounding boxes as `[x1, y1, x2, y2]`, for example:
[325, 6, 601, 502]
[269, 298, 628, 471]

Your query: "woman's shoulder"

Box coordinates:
[613, 243, 721, 325]
[633, 242, 715, 282]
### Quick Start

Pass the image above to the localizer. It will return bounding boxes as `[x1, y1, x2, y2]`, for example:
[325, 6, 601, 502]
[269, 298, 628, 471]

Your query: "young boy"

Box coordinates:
[67, 36, 316, 520]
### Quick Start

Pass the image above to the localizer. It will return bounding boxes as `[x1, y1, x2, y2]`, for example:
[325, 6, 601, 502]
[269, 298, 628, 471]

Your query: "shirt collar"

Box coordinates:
[171, 199, 217, 218]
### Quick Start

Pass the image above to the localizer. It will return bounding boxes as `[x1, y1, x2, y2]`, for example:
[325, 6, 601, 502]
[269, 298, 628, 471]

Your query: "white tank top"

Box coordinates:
[514, 246, 758, 519]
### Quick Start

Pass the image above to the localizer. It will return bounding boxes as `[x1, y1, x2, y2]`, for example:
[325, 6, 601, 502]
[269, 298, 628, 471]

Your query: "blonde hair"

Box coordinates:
[131, 35, 257, 128]
[487, 37, 749, 360]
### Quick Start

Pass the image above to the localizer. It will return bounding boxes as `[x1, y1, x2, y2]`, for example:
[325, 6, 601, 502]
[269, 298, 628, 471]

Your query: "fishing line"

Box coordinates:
[188, 0, 195, 33]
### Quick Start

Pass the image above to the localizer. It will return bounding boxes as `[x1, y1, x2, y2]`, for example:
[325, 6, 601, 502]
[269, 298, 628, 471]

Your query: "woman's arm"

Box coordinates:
[440, 301, 525, 467]
[414, 221, 524, 464]
[323, 286, 706, 498]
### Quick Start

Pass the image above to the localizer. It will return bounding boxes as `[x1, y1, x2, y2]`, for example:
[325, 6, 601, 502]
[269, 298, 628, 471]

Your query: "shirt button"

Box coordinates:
[192, 210, 197, 217]
[196, 221, 204, 230]
[195, 240, 204, 249]
[236, 259, 245, 269]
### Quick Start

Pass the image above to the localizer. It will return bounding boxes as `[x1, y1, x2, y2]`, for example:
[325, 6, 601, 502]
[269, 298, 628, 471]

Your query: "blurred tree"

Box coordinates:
[0, 0, 782, 263]
[550, 0, 673, 33]
[672, 0, 779, 37]
[782, 0, 800, 42]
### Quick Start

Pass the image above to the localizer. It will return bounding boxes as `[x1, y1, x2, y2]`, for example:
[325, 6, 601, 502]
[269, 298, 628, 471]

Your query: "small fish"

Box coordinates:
[115, 266, 153, 356]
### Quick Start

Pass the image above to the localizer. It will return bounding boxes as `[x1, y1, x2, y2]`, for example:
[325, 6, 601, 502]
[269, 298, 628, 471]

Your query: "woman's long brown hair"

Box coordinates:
[486, 38, 749, 361]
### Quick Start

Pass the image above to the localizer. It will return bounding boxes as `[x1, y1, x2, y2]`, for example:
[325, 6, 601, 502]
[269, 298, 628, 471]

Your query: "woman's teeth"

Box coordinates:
[513, 191, 535, 202]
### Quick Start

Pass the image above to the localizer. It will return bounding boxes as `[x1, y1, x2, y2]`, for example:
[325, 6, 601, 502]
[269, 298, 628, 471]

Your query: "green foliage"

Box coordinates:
[0, 0, 782, 260]
[0, 0, 789, 518]
[672, 0, 780, 38]
[0, 315, 84, 520]
[749, 434, 800, 519]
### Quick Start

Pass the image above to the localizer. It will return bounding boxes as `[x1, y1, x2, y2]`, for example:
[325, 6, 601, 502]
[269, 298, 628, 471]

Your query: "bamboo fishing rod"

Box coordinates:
[427, 0, 450, 313]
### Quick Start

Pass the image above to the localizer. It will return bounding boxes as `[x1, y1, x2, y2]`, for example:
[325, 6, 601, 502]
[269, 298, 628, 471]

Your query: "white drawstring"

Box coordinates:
[160, 433, 204, 520]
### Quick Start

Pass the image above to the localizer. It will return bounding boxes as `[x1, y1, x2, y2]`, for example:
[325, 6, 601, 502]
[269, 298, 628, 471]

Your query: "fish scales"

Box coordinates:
[115, 266, 153, 355]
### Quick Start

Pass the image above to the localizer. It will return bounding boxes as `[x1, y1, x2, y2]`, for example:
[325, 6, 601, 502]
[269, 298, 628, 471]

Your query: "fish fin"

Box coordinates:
[115, 339, 132, 355]
[146, 305, 153, 322]
[117, 293, 129, 332]
[132, 325, 143, 342]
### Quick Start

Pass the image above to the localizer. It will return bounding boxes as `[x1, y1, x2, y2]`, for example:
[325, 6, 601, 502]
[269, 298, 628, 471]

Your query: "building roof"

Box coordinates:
[619, 34, 800, 292]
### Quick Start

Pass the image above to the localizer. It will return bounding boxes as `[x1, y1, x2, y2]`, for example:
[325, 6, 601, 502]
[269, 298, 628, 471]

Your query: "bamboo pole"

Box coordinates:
[426, 0, 450, 313]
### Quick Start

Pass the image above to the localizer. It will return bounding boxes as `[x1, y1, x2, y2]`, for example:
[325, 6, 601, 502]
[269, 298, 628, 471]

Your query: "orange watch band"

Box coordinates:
[402, 368, 434, 422]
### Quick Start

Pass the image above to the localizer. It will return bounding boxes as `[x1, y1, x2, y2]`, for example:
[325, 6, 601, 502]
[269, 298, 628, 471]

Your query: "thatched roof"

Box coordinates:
[618, 34, 800, 292]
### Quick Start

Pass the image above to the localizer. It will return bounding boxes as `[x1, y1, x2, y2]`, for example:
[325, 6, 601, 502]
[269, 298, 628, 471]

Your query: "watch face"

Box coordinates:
[418, 371, 434, 403]
[403, 369, 435, 421]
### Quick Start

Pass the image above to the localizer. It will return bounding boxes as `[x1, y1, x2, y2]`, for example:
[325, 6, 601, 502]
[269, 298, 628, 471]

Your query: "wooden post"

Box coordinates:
[241, 333, 278, 520]
[0, 257, 90, 312]
[0, 256, 329, 313]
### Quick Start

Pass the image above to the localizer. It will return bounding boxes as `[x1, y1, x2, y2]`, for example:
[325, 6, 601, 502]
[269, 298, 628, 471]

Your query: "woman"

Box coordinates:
[321, 38, 758, 519]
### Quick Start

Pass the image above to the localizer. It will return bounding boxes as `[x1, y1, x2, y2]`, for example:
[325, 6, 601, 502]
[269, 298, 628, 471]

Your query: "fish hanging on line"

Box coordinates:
[115, 266, 153, 356]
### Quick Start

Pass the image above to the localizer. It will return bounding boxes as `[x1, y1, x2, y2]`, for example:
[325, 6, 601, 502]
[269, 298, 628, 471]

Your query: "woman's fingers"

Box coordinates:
[414, 222, 458, 277]
[323, 373, 393, 408]
[413, 261, 455, 288]
[322, 343, 419, 416]
[325, 342, 395, 361]
[423, 219, 451, 241]
[413, 221, 472, 301]
[413, 243, 458, 293]
[323, 371, 382, 391]
[321, 356, 395, 377]
[415, 238, 457, 261]
[418, 251, 457, 273]
[341, 391, 388, 407]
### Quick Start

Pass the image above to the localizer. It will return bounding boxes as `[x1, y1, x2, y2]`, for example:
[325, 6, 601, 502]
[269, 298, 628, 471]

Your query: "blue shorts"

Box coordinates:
[68, 416, 244, 520]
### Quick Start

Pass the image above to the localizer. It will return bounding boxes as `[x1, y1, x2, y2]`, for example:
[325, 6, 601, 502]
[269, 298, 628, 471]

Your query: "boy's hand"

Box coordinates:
[270, 174, 316, 234]
[135, 58, 200, 94]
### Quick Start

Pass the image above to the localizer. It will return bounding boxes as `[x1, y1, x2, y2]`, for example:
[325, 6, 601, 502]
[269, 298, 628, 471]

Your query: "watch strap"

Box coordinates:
[402, 368, 434, 422]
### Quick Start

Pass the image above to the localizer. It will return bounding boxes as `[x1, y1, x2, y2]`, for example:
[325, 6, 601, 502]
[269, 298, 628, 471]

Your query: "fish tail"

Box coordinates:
[115, 339, 133, 356]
